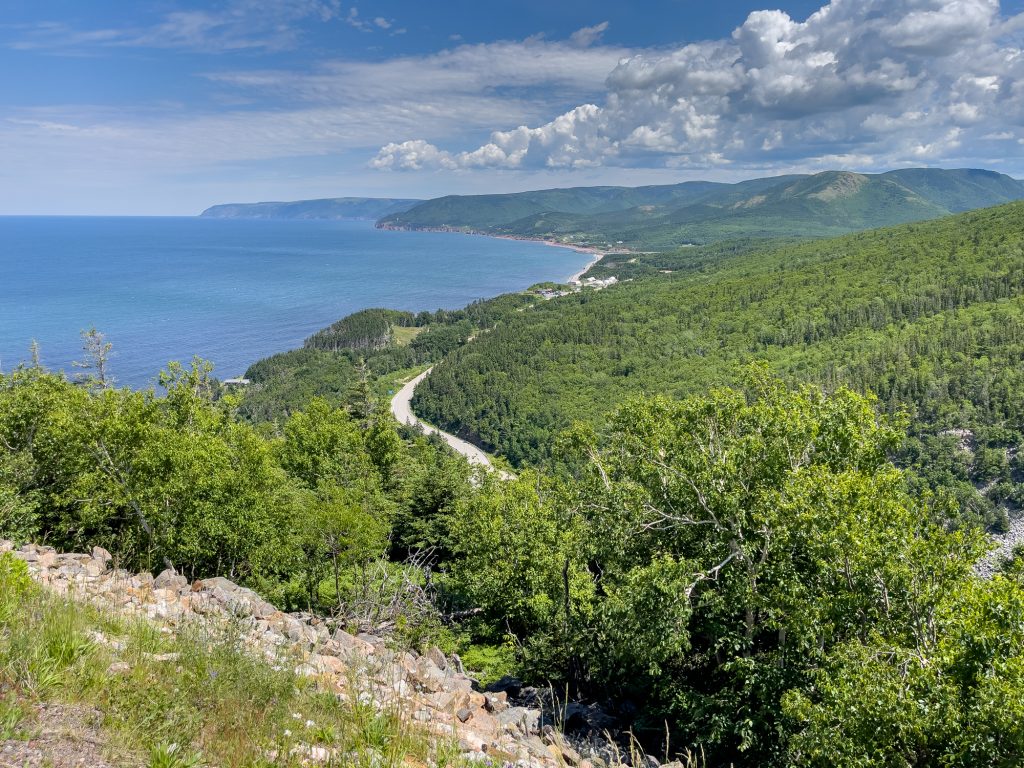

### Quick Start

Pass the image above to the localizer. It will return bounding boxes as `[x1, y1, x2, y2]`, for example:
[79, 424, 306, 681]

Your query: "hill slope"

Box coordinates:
[200, 196, 421, 220]
[412, 202, 1024, 527]
[380, 169, 1024, 248]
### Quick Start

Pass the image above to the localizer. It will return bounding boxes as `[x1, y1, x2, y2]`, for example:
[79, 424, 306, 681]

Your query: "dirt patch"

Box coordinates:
[0, 703, 128, 768]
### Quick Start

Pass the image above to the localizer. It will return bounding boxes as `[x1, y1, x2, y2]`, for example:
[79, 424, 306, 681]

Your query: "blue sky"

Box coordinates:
[2, 0, 1024, 214]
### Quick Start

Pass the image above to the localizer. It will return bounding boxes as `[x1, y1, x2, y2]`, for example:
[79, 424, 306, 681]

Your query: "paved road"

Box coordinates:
[391, 368, 510, 477]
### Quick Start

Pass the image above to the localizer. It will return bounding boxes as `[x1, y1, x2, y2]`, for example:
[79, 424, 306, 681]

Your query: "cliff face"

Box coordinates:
[1, 541, 620, 768]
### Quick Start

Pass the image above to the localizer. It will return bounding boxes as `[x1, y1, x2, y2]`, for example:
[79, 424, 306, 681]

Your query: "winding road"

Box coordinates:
[391, 368, 512, 478]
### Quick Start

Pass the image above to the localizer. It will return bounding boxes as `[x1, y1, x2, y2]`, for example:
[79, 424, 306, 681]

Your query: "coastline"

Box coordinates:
[562, 248, 602, 283]
[376, 222, 606, 284]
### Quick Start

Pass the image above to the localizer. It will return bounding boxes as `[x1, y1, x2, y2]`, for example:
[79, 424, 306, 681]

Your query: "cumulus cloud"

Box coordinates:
[373, 0, 1024, 173]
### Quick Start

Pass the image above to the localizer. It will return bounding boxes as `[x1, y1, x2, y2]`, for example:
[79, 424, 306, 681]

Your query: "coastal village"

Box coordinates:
[534, 275, 619, 301]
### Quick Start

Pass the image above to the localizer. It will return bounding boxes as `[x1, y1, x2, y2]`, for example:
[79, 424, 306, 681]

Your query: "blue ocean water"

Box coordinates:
[0, 217, 590, 388]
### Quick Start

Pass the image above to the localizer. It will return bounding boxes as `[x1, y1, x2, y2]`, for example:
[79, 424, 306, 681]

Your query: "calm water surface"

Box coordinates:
[0, 217, 590, 387]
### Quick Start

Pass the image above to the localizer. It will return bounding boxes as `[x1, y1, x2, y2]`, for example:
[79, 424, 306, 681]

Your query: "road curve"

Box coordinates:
[391, 367, 509, 476]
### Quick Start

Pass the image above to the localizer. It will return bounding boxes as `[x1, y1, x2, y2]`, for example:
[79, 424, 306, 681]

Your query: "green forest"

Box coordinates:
[380, 168, 1024, 249]
[414, 202, 1024, 532]
[7, 201, 1024, 765]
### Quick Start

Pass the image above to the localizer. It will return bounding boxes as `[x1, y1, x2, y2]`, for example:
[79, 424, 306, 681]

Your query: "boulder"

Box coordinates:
[153, 568, 188, 591]
[413, 656, 448, 693]
[497, 707, 540, 736]
[426, 646, 448, 671]
[486, 675, 524, 698]
[310, 654, 347, 676]
[37, 550, 57, 568]
[484, 691, 509, 714]
[92, 546, 113, 563]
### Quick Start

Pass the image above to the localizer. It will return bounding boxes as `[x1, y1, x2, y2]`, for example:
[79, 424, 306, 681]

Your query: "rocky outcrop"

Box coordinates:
[1, 541, 614, 768]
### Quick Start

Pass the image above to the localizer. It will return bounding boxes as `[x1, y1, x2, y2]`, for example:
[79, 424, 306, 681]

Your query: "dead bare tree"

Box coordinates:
[73, 327, 114, 389]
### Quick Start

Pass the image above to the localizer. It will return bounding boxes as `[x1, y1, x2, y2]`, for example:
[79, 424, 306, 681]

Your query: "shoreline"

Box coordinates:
[233, 225, 602, 379]
[562, 248, 603, 283]
[376, 222, 607, 284]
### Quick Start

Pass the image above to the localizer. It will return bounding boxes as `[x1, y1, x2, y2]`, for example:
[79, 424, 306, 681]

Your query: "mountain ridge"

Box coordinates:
[378, 168, 1024, 248]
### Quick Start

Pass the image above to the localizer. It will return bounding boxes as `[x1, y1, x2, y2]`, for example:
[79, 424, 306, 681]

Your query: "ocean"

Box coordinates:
[0, 217, 591, 388]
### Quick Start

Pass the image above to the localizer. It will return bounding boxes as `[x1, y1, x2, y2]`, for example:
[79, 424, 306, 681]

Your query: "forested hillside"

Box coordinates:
[414, 202, 1024, 529]
[379, 168, 1024, 248]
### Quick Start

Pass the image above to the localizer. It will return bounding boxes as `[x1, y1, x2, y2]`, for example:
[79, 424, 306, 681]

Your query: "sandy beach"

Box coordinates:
[562, 249, 602, 283]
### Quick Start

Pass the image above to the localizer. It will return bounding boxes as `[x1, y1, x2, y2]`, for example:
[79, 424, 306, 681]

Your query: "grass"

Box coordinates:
[391, 326, 425, 347]
[0, 553, 470, 768]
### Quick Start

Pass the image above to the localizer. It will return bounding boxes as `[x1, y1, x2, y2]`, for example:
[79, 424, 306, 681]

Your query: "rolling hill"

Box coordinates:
[379, 168, 1024, 248]
[411, 201, 1024, 537]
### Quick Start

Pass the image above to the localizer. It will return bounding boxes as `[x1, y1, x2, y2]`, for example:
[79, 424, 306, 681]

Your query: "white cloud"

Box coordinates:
[374, 0, 1024, 173]
[0, 33, 633, 205]
[10, 0, 346, 53]
[205, 36, 629, 121]
[569, 22, 609, 49]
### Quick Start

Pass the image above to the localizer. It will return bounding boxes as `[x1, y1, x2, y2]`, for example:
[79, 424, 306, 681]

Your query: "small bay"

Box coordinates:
[0, 216, 590, 388]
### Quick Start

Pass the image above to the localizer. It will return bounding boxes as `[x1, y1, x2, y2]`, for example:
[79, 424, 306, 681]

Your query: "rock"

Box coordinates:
[484, 691, 509, 714]
[9, 540, 624, 767]
[311, 654, 346, 676]
[37, 550, 57, 568]
[106, 661, 131, 675]
[413, 656, 448, 693]
[487, 675, 524, 697]
[458, 733, 486, 753]
[521, 736, 552, 761]
[197, 576, 238, 593]
[497, 707, 540, 736]
[542, 730, 582, 765]
[153, 568, 188, 591]
[449, 652, 466, 675]
[426, 646, 448, 671]
[563, 701, 616, 734]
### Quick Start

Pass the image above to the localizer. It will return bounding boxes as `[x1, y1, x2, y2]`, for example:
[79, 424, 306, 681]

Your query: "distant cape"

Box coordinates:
[199, 197, 422, 221]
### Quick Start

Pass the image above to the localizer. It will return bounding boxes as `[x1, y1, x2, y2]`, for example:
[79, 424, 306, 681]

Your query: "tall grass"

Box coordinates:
[0, 553, 469, 768]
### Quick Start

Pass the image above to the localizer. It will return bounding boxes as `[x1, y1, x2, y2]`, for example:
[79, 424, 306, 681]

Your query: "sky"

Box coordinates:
[2, 0, 1024, 214]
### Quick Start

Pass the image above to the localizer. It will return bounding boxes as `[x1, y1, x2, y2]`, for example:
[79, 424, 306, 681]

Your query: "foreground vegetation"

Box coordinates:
[4, 353, 1024, 765]
[0, 554, 462, 768]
